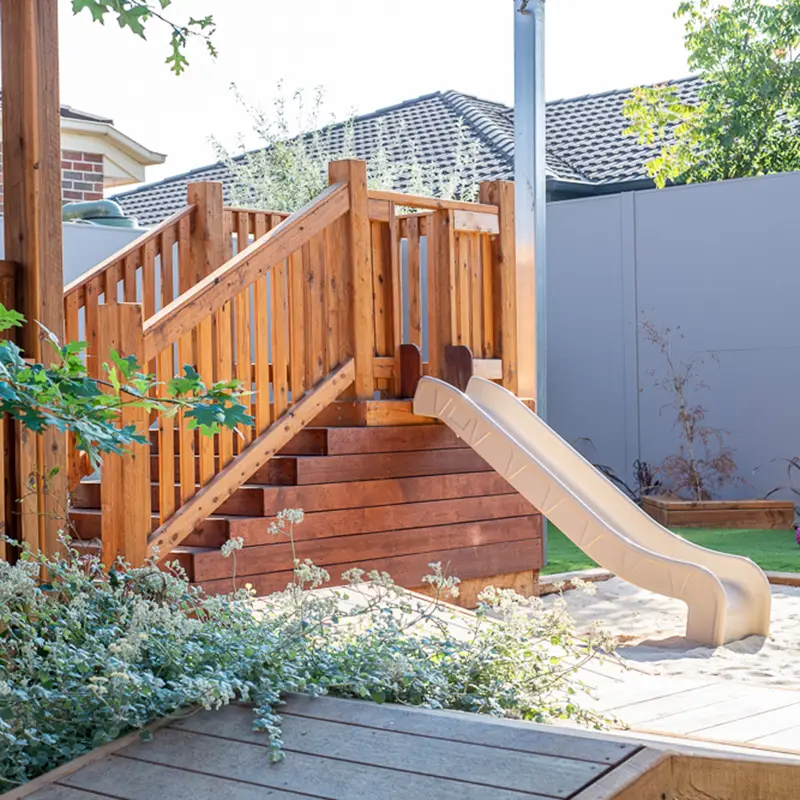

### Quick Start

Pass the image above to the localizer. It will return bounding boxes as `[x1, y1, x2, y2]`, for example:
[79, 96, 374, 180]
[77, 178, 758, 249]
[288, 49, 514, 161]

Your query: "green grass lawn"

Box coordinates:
[543, 524, 800, 575]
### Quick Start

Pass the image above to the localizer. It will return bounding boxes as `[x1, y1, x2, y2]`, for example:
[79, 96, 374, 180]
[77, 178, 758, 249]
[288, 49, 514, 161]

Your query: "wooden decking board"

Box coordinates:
[24, 788, 110, 799]
[57, 758, 315, 799]
[605, 683, 736, 726]
[117, 727, 558, 800]
[698, 702, 800, 743]
[171, 705, 608, 796]
[281, 694, 638, 765]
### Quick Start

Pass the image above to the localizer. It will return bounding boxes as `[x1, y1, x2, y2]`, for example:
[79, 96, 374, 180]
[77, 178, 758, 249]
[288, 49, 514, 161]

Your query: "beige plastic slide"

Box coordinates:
[414, 375, 771, 646]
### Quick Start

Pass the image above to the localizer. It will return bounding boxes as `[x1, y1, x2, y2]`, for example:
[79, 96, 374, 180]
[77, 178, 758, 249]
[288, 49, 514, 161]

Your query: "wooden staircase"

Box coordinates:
[55, 159, 543, 599]
[69, 421, 542, 597]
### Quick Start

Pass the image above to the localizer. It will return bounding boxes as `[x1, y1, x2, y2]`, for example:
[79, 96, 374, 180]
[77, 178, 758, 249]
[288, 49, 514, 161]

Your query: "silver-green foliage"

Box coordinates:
[212, 85, 483, 214]
[0, 511, 608, 789]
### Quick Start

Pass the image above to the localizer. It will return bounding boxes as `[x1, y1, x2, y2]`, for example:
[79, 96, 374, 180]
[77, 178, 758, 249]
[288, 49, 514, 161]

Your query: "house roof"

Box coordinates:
[113, 76, 703, 226]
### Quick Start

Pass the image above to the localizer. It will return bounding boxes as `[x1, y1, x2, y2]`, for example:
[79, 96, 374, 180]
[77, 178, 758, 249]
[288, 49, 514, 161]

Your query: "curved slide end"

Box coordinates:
[415, 376, 771, 647]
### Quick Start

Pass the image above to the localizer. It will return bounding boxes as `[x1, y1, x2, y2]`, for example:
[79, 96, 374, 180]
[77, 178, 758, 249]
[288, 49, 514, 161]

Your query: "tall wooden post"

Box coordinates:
[187, 182, 224, 482]
[2, 0, 67, 557]
[328, 160, 374, 399]
[428, 209, 457, 381]
[99, 303, 151, 567]
[480, 181, 525, 398]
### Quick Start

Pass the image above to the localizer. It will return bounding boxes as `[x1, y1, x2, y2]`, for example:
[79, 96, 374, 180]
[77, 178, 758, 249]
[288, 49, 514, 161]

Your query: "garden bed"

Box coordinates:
[641, 496, 794, 530]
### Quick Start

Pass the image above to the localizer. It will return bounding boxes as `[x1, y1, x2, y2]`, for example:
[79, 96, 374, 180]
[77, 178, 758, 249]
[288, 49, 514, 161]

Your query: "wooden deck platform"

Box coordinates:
[16, 693, 800, 800]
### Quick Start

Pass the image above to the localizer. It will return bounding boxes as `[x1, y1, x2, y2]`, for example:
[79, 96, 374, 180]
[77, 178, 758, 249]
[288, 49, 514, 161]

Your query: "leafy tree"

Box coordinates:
[623, 0, 800, 188]
[0, 305, 251, 471]
[70, 0, 216, 74]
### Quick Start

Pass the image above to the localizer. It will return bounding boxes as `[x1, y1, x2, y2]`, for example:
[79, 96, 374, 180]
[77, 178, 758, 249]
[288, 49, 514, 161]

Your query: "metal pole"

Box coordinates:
[514, 0, 549, 560]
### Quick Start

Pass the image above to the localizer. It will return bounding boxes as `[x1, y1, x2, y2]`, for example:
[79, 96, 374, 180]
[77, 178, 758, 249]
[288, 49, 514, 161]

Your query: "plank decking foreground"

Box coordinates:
[11, 693, 800, 800]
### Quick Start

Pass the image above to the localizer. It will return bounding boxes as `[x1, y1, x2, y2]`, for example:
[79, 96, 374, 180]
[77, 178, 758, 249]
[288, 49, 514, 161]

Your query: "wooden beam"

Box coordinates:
[329, 160, 374, 399]
[368, 189, 499, 215]
[2, 0, 67, 559]
[453, 210, 500, 235]
[480, 181, 522, 396]
[146, 359, 355, 559]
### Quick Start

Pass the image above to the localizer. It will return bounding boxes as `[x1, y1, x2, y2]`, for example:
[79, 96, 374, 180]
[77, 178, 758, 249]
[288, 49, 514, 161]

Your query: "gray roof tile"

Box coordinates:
[114, 77, 702, 226]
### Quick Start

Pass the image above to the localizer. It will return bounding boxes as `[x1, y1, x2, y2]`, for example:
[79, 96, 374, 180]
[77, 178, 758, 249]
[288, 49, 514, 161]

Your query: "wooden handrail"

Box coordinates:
[63, 205, 195, 297]
[223, 205, 290, 218]
[368, 189, 499, 215]
[142, 182, 350, 361]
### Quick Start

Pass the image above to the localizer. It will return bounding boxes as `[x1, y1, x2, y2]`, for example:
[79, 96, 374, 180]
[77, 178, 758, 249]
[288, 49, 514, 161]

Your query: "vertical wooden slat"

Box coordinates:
[84, 277, 100, 377]
[481, 233, 495, 358]
[160, 227, 176, 308]
[388, 203, 402, 396]
[288, 250, 306, 404]
[123, 252, 138, 303]
[157, 346, 176, 524]
[480, 181, 520, 394]
[103, 261, 120, 305]
[302, 242, 315, 390]
[469, 233, 482, 355]
[429, 209, 457, 379]
[371, 221, 388, 358]
[98, 303, 150, 567]
[217, 210, 235, 463]
[272, 260, 289, 418]
[177, 214, 196, 497]
[329, 160, 373, 399]
[406, 215, 422, 349]
[234, 215, 253, 447]
[142, 240, 157, 320]
[15, 422, 40, 554]
[324, 220, 342, 372]
[456, 232, 470, 347]
[252, 214, 271, 433]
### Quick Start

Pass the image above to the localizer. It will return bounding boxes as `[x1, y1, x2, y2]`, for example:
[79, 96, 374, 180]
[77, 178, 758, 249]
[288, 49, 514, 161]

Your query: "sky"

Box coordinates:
[58, 0, 690, 185]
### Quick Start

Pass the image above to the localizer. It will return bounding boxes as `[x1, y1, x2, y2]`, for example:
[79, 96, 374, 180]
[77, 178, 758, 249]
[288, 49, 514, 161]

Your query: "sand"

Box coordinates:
[545, 577, 800, 690]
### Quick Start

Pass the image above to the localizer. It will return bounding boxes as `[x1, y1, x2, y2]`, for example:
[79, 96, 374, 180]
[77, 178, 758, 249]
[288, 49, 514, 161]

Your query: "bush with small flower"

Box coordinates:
[0, 510, 611, 790]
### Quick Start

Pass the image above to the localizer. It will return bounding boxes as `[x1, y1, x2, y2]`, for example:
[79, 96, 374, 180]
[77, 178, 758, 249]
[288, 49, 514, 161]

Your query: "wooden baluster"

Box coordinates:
[123, 251, 138, 302]
[251, 213, 271, 433]
[406, 215, 422, 350]
[234, 213, 253, 448]
[64, 287, 84, 489]
[98, 303, 150, 567]
[388, 203, 402, 396]
[176, 213, 196, 501]
[480, 181, 519, 395]
[324, 220, 342, 375]
[157, 342, 176, 525]
[15, 421, 40, 554]
[456, 232, 470, 347]
[429, 209, 456, 380]
[301, 242, 315, 391]
[308, 234, 325, 385]
[288, 250, 306, 405]
[84, 276, 100, 378]
[216, 210, 235, 464]
[469, 233, 482, 356]
[329, 160, 374, 399]
[481, 233, 495, 358]
[370, 221, 388, 369]
[272, 257, 289, 419]
[160, 227, 176, 309]
[103, 261, 120, 305]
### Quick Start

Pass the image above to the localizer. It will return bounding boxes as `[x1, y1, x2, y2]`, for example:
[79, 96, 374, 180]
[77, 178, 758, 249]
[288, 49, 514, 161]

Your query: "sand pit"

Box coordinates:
[545, 577, 800, 690]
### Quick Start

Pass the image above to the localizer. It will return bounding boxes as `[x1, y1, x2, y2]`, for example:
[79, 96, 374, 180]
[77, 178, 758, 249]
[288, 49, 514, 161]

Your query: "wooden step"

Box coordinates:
[148, 427, 328, 456]
[69, 508, 229, 548]
[150, 455, 298, 486]
[192, 515, 542, 583]
[221, 493, 537, 548]
[198, 538, 543, 597]
[324, 425, 466, 455]
[260, 471, 516, 515]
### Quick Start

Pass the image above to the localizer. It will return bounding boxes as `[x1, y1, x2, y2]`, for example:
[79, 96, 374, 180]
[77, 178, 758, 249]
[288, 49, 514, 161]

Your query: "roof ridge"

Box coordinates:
[440, 90, 514, 160]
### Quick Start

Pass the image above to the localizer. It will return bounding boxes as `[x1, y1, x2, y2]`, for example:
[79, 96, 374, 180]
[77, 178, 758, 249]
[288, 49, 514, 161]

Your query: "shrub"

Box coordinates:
[642, 320, 739, 500]
[0, 512, 609, 790]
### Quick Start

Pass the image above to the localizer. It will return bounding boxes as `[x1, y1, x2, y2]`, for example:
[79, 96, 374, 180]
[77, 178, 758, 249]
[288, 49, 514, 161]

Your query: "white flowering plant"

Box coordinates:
[0, 516, 611, 790]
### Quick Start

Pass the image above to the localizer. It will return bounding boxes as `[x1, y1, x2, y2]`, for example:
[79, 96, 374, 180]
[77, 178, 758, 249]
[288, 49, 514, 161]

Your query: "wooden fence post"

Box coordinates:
[480, 181, 523, 397]
[329, 160, 374, 399]
[98, 303, 151, 567]
[187, 182, 225, 484]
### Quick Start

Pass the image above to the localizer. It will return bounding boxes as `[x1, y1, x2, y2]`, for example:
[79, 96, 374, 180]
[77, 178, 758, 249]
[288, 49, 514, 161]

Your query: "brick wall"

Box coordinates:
[61, 151, 104, 204]
[0, 150, 105, 214]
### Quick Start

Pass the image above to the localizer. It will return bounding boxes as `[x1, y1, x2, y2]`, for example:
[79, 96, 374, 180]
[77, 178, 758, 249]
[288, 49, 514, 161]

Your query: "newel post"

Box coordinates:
[480, 181, 529, 398]
[98, 303, 151, 567]
[329, 160, 374, 399]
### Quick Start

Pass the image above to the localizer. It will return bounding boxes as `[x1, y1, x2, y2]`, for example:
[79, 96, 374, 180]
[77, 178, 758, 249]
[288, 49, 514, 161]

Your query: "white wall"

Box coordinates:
[0, 219, 145, 286]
